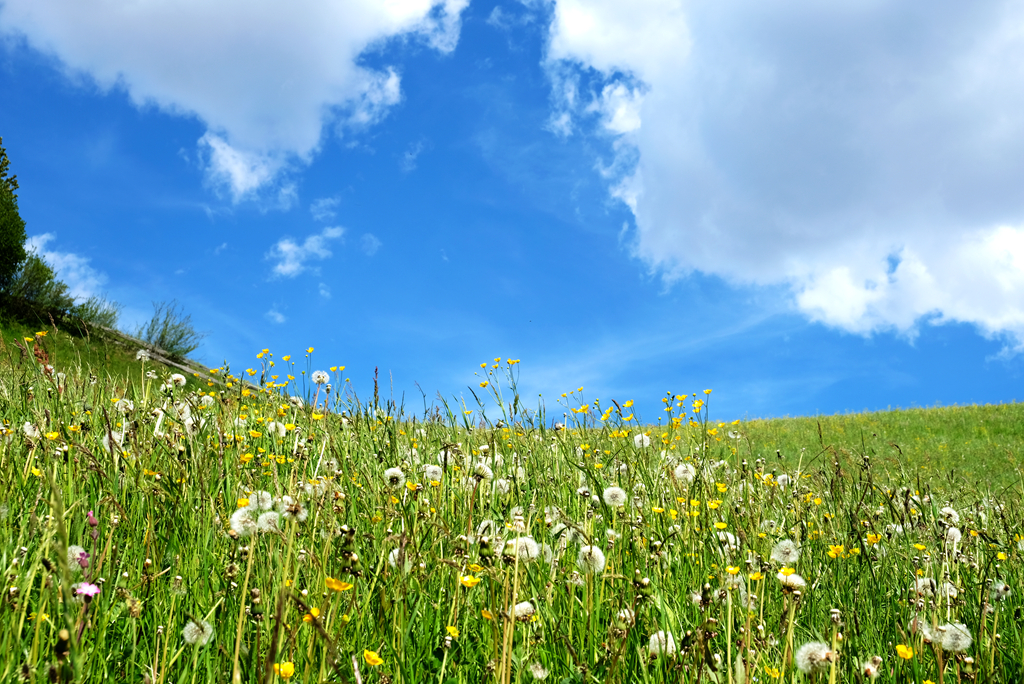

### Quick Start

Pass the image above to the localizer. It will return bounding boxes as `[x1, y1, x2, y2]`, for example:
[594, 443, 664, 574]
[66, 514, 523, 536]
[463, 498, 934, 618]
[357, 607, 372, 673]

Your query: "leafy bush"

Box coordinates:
[136, 299, 205, 360]
[74, 294, 122, 329]
[0, 136, 27, 291]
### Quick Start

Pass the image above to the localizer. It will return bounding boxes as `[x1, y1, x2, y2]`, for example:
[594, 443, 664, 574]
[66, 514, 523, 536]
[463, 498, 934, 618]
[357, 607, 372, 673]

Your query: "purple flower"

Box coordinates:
[76, 583, 100, 599]
[87, 510, 99, 527]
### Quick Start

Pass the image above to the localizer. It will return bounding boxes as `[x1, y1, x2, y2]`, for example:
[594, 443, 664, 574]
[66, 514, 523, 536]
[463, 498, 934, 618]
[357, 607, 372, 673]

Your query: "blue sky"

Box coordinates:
[3, 0, 1024, 422]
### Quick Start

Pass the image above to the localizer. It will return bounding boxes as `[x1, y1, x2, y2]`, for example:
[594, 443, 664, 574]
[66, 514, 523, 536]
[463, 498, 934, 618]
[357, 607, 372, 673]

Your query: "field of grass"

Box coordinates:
[0, 335, 1021, 683]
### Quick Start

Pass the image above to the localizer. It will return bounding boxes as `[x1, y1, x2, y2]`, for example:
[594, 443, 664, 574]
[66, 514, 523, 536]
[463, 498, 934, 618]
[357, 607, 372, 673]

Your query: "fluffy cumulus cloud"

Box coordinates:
[26, 233, 107, 300]
[267, 227, 345, 278]
[546, 0, 1024, 343]
[0, 0, 469, 201]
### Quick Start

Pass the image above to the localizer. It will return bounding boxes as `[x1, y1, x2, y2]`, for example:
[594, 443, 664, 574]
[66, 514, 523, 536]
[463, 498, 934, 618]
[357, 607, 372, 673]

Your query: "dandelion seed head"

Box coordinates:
[648, 631, 676, 657]
[577, 545, 606, 574]
[939, 622, 973, 652]
[770, 539, 800, 565]
[603, 486, 627, 508]
[311, 370, 330, 385]
[182, 619, 214, 646]
[795, 642, 835, 674]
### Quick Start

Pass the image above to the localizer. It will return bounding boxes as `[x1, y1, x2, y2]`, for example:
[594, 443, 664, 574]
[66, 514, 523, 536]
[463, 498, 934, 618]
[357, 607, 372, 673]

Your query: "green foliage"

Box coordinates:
[73, 294, 122, 329]
[5, 252, 76, 315]
[0, 136, 27, 291]
[0, 351, 1021, 683]
[136, 299, 205, 360]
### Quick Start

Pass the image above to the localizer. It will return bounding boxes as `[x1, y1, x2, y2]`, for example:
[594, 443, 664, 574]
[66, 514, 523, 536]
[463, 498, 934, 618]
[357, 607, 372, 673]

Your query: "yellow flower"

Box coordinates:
[303, 606, 321, 622]
[714, 522, 728, 530]
[479, 381, 489, 388]
[459, 575, 481, 588]
[780, 567, 796, 577]
[703, 389, 712, 395]
[363, 650, 384, 666]
[311, 413, 323, 420]
[827, 544, 845, 559]
[285, 423, 296, 431]
[481, 609, 494, 620]
[896, 644, 914, 660]
[866, 533, 881, 545]
[237, 498, 250, 508]
[326, 577, 353, 592]
[240, 453, 254, 464]
[748, 572, 764, 581]
[468, 563, 483, 572]
[997, 552, 1007, 561]
[307, 347, 314, 353]
[249, 430, 262, 438]
[282, 355, 291, 361]
[274, 662, 295, 678]
[23, 336, 34, 343]
[446, 626, 460, 638]
[45, 431, 59, 440]
[31, 468, 42, 477]
[913, 543, 926, 551]
[726, 566, 739, 575]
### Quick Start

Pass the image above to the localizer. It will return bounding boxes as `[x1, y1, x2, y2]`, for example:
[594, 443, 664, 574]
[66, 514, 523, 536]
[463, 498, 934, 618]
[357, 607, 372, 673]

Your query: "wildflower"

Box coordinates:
[504, 537, 541, 562]
[230, 507, 257, 537]
[616, 608, 636, 626]
[288, 396, 304, 409]
[472, 462, 494, 481]
[136, 349, 151, 361]
[911, 577, 936, 596]
[459, 575, 481, 588]
[274, 662, 296, 678]
[603, 486, 627, 508]
[648, 631, 677, 657]
[861, 655, 882, 678]
[776, 571, 807, 589]
[770, 539, 800, 565]
[528, 661, 549, 679]
[673, 463, 696, 484]
[384, 467, 406, 488]
[266, 421, 287, 438]
[895, 644, 914, 660]
[250, 490, 274, 510]
[795, 642, 835, 674]
[578, 545, 606, 574]
[182, 619, 214, 646]
[67, 545, 89, 571]
[363, 650, 384, 666]
[256, 511, 281, 533]
[76, 582, 100, 599]
[938, 622, 973, 652]
[278, 497, 308, 523]
[633, 433, 651, 448]
[388, 548, 412, 573]
[945, 527, 962, 546]
[939, 506, 960, 525]
[23, 422, 40, 439]
[311, 370, 330, 384]
[326, 577, 354, 591]
[423, 464, 443, 481]
[513, 601, 536, 619]
[990, 580, 1011, 601]
[170, 373, 187, 387]
[775, 473, 791, 489]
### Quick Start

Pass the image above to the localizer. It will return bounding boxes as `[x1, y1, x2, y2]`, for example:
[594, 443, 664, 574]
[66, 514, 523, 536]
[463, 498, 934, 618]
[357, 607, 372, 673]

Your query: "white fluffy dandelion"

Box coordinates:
[423, 464, 443, 481]
[648, 631, 677, 657]
[384, 467, 406, 488]
[990, 580, 1011, 602]
[603, 486, 627, 508]
[577, 545, 606, 574]
[795, 642, 835, 674]
[182, 619, 214, 646]
[770, 539, 800, 565]
[939, 506, 961, 525]
[311, 370, 330, 385]
[776, 571, 807, 590]
[229, 507, 257, 537]
[514, 601, 536, 619]
[938, 622, 973, 652]
[673, 463, 696, 484]
[256, 511, 281, 534]
[633, 433, 651, 448]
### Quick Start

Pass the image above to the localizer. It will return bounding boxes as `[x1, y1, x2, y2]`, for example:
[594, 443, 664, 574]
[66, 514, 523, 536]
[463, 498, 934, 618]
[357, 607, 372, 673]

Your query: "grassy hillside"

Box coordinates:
[0, 328, 1021, 683]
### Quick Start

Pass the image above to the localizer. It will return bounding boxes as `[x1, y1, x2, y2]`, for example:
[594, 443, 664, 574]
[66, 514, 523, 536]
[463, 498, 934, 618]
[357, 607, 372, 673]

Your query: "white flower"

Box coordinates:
[102, 430, 124, 453]
[311, 370, 330, 385]
[250, 491, 274, 510]
[388, 548, 411, 573]
[136, 349, 151, 361]
[423, 464, 443, 482]
[775, 474, 791, 489]
[648, 631, 676, 657]
[514, 601, 536, 619]
[23, 422, 40, 439]
[939, 506, 960, 525]
[278, 496, 308, 523]
[603, 486, 627, 508]
[776, 571, 807, 589]
[528, 661, 549, 680]
[170, 373, 187, 387]
[945, 527, 962, 546]
[990, 580, 1012, 602]
[795, 642, 835, 674]
[384, 467, 406, 488]
[494, 478, 511, 496]
[266, 421, 287, 438]
[938, 622, 973, 652]
[912, 577, 936, 596]
[578, 545, 606, 574]
[256, 511, 281, 533]
[770, 539, 800, 565]
[472, 462, 494, 481]
[504, 537, 541, 562]
[182, 619, 214, 646]
[673, 463, 696, 484]
[861, 656, 883, 679]
[288, 396, 304, 409]
[115, 398, 134, 414]
[230, 507, 257, 537]
[633, 433, 651, 448]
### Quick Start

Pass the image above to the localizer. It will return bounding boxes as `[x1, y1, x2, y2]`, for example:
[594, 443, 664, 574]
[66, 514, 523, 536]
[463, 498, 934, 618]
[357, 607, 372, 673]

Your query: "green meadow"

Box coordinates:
[0, 324, 1021, 683]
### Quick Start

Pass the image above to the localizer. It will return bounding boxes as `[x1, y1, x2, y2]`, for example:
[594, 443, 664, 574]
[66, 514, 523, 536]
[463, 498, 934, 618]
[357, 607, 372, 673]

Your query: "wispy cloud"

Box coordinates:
[310, 196, 340, 222]
[361, 233, 382, 256]
[266, 308, 287, 324]
[25, 233, 106, 300]
[400, 140, 428, 173]
[319, 282, 331, 298]
[267, 226, 345, 277]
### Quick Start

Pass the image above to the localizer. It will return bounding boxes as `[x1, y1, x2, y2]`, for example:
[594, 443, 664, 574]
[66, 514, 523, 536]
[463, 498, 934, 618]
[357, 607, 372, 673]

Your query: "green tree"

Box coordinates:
[0, 136, 28, 291]
[7, 252, 76, 314]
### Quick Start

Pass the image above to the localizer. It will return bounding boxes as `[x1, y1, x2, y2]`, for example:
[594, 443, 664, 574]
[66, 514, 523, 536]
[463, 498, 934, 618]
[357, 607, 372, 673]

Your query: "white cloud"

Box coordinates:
[361, 233, 382, 256]
[25, 233, 106, 300]
[310, 196, 340, 222]
[545, 0, 1024, 343]
[400, 140, 427, 172]
[319, 283, 331, 299]
[0, 0, 470, 199]
[266, 309, 287, 324]
[267, 226, 345, 278]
